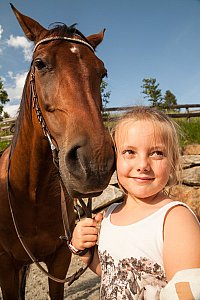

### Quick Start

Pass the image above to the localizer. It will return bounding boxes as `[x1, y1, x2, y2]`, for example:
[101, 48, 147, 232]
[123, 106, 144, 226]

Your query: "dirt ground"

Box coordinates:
[27, 256, 100, 300]
[0, 256, 100, 300]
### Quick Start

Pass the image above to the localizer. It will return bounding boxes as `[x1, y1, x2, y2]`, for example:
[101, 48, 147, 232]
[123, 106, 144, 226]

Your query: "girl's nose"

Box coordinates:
[135, 156, 150, 172]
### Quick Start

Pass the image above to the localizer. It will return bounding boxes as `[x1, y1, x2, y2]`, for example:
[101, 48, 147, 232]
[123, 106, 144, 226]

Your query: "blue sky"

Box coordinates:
[1, 0, 200, 116]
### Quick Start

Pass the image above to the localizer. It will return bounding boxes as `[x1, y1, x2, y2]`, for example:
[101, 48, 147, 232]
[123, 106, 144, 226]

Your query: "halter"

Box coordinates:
[7, 35, 96, 285]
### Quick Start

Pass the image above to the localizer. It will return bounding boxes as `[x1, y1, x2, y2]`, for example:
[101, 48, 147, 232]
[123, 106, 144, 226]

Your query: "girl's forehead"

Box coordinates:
[115, 120, 165, 146]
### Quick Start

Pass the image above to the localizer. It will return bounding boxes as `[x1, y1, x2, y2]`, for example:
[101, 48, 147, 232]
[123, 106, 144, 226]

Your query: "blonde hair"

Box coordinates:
[112, 106, 182, 188]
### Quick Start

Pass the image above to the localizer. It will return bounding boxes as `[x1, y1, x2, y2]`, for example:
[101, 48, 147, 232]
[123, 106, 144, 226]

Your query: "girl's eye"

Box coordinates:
[122, 149, 135, 157]
[151, 150, 165, 158]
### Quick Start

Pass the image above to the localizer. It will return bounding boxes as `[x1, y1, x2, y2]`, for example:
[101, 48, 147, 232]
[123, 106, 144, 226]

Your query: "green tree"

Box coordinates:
[0, 77, 9, 117]
[101, 79, 111, 110]
[101, 79, 111, 119]
[163, 90, 177, 107]
[3, 111, 10, 118]
[141, 78, 163, 107]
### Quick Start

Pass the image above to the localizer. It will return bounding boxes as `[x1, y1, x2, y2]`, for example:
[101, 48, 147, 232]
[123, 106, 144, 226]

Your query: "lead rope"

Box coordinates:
[59, 180, 95, 285]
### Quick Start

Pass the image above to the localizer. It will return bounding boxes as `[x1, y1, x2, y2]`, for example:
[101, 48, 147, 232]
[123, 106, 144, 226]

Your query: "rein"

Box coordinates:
[7, 35, 96, 286]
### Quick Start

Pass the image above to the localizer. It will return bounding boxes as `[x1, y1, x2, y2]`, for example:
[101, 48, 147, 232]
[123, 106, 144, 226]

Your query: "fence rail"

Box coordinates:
[103, 104, 200, 122]
[103, 103, 200, 112]
[0, 104, 200, 143]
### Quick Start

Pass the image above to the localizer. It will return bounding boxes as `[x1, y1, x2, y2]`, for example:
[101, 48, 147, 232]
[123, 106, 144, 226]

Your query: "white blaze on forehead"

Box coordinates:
[70, 46, 79, 54]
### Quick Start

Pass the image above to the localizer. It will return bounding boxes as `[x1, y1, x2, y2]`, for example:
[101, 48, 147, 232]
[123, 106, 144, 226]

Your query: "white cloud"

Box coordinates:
[3, 104, 19, 117]
[7, 35, 33, 61]
[3, 71, 28, 116]
[0, 25, 3, 40]
[6, 71, 27, 99]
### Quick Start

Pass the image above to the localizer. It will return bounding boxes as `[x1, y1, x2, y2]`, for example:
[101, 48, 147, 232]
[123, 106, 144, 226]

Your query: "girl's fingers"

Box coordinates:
[94, 212, 103, 223]
[83, 241, 97, 248]
[72, 213, 103, 249]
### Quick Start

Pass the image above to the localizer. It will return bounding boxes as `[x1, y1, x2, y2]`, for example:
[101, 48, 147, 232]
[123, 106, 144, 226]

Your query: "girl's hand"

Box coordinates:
[71, 212, 103, 251]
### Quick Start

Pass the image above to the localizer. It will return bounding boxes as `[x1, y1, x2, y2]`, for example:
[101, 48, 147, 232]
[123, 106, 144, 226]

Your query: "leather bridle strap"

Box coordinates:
[33, 36, 95, 53]
[59, 184, 95, 285]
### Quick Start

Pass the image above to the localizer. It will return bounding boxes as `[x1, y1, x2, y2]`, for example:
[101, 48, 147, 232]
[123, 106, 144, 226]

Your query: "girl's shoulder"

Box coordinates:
[163, 202, 200, 280]
[163, 201, 199, 225]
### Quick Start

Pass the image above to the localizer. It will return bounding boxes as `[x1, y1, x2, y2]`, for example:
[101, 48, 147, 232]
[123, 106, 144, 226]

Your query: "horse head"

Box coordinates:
[11, 4, 115, 198]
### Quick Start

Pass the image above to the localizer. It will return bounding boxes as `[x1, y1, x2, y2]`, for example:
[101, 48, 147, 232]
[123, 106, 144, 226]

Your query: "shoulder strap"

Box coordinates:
[104, 202, 120, 218]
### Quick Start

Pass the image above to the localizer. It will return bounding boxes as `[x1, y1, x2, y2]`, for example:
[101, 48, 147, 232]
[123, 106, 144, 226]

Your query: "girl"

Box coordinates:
[70, 106, 200, 299]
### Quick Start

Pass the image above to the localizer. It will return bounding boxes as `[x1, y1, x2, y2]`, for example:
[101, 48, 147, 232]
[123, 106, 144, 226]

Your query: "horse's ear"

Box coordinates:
[87, 29, 106, 49]
[10, 3, 47, 42]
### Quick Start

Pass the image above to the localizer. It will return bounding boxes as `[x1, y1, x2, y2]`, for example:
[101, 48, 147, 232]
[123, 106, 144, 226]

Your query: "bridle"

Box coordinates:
[7, 35, 97, 286]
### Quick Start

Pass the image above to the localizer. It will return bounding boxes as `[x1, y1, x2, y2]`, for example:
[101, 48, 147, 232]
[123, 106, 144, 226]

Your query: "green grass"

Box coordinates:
[0, 141, 10, 152]
[175, 118, 200, 147]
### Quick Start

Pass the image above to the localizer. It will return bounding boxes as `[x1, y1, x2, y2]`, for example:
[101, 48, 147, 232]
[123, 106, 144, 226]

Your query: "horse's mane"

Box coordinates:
[45, 23, 90, 44]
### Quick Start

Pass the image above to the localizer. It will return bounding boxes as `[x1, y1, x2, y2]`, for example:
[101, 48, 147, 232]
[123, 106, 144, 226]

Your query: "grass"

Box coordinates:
[0, 141, 10, 152]
[175, 118, 200, 147]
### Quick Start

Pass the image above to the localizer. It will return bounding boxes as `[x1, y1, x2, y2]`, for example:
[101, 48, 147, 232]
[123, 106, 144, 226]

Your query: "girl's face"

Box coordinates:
[116, 120, 171, 201]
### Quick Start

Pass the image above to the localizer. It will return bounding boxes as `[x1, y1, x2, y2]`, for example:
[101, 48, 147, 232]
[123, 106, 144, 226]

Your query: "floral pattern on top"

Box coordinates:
[99, 250, 167, 300]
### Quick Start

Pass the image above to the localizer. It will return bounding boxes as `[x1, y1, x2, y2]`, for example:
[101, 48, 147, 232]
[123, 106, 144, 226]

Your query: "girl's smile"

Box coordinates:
[131, 176, 155, 183]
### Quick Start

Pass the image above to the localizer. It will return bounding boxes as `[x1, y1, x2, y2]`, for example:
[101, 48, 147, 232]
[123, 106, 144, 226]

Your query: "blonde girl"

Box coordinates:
[71, 106, 200, 299]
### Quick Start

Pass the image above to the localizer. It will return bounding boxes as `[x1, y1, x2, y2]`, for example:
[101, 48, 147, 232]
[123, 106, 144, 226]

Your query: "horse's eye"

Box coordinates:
[34, 59, 46, 70]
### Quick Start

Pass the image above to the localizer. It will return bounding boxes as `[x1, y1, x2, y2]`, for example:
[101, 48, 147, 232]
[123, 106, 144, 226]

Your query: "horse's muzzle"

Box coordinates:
[59, 135, 115, 197]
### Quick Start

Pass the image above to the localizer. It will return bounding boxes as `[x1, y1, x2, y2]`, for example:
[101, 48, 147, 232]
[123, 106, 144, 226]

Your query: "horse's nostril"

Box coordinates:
[67, 146, 80, 161]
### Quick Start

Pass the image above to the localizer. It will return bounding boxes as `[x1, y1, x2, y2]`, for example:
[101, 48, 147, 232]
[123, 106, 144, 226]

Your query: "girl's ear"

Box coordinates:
[87, 29, 106, 49]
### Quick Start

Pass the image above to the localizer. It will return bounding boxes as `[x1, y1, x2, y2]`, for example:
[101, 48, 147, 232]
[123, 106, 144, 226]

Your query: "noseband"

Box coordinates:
[7, 35, 96, 285]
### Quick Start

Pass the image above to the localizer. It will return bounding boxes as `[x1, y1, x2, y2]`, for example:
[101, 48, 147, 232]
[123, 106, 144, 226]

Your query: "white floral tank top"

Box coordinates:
[98, 201, 193, 300]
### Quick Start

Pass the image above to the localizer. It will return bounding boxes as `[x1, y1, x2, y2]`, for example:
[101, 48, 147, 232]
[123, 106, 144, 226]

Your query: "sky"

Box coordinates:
[1, 0, 200, 117]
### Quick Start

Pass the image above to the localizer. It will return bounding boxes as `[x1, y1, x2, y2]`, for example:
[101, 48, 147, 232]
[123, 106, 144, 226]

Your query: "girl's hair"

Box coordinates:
[112, 106, 182, 187]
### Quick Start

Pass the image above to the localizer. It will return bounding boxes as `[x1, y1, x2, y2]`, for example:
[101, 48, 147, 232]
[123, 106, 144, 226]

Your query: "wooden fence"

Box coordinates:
[103, 104, 200, 122]
[0, 104, 200, 143]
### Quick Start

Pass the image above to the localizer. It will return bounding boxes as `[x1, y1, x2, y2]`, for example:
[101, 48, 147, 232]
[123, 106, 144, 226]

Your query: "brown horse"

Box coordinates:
[0, 4, 114, 300]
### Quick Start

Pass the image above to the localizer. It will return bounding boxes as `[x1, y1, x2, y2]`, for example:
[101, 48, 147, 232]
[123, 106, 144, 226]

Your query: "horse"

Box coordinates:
[0, 4, 114, 300]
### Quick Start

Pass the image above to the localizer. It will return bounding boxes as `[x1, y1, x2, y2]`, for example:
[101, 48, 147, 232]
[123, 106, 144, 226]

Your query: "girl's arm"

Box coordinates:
[163, 205, 200, 281]
[71, 213, 103, 276]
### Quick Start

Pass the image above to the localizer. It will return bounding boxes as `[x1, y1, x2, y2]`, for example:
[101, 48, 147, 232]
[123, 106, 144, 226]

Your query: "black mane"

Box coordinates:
[45, 23, 89, 43]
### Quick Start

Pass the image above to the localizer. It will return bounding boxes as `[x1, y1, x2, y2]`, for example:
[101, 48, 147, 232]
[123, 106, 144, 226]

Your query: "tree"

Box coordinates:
[3, 111, 10, 118]
[0, 77, 9, 117]
[101, 79, 111, 119]
[163, 90, 177, 107]
[141, 78, 163, 107]
[101, 79, 111, 110]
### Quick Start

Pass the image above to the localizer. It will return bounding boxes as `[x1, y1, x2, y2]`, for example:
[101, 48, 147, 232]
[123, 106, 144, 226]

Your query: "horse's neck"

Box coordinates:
[9, 116, 56, 200]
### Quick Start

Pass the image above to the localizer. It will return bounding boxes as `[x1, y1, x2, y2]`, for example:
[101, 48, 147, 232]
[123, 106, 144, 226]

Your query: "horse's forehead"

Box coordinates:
[35, 41, 94, 60]
[69, 45, 79, 54]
